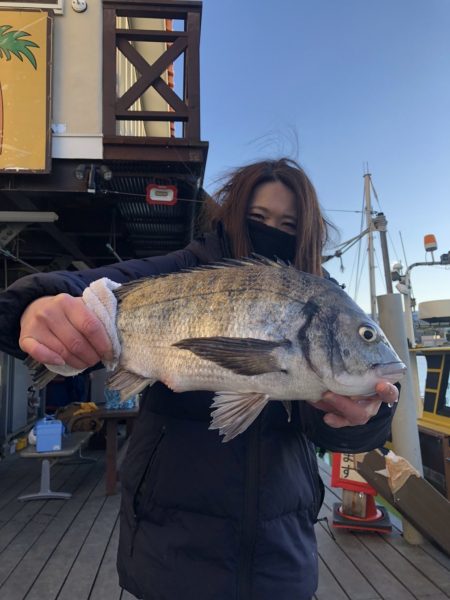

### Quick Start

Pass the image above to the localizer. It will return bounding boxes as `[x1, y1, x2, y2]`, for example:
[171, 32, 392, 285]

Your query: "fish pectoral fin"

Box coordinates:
[209, 392, 269, 442]
[107, 368, 155, 401]
[173, 336, 287, 376]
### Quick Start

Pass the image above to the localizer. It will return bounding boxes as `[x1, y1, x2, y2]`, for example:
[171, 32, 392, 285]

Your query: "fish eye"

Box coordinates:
[359, 325, 377, 342]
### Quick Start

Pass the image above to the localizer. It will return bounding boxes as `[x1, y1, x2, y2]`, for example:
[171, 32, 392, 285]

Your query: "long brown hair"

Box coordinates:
[206, 158, 332, 275]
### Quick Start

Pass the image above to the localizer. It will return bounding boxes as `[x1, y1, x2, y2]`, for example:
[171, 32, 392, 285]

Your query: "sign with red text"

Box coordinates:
[331, 452, 377, 495]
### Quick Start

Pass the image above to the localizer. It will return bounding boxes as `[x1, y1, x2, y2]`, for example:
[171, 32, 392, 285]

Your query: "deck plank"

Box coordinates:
[0, 454, 41, 510]
[316, 555, 351, 599]
[24, 461, 110, 600]
[89, 516, 122, 600]
[0, 463, 79, 554]
[318, 459, 449, 599]
[0, 461, 73, 527]
[0, 462, 100, 600]
[317, 506, 415, 599]
[316, 522, 381, 599]
[56, 492, 121, 600]
[353, 534, 448, 599]
[381, 535, 450, 595]
[419, 540, 450, 571]
[0, 464, 81, 588]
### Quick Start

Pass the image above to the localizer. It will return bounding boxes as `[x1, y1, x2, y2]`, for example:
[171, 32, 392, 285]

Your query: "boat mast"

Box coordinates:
[374, 212, 393, 294]
[363, 170, 377, 319]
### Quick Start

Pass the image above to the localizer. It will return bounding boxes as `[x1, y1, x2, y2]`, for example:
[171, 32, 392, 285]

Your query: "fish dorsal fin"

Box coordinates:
[249, 253, 289, 266]
[107, 368, 155, 401]
[173, 336, 288, 376]
[209, 392, 270, 442]
[112, 256, 292, 304]
[113, 278, 152, 303]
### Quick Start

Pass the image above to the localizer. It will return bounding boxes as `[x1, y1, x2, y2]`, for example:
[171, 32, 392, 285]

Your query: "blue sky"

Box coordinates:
[198, 0, 450, 313]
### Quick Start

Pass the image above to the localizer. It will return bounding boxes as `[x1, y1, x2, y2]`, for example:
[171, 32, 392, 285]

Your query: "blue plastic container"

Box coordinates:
[35, 418, 64, 452]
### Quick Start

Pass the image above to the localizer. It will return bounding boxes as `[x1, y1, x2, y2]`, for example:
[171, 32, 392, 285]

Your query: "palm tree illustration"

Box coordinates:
[0, 24, 39, 155]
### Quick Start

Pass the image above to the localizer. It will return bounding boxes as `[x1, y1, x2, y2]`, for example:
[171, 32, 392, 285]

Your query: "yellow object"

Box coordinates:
[72, 402, 98, 417]
[0, 10, 52, 172]
[15, 436, 28, 451]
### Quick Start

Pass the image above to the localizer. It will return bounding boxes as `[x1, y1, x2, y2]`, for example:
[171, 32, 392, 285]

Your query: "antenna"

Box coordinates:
[399, 231, 409, 268]
[398, 231, 416, 309]
[363, 171, 377, 319]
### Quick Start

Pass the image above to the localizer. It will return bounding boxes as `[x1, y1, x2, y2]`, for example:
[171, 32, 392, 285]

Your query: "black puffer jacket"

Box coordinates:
[0, 229, 395, 600]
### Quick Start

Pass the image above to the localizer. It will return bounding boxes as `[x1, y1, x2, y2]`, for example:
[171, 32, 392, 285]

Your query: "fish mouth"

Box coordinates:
[372, 361, 407, 381]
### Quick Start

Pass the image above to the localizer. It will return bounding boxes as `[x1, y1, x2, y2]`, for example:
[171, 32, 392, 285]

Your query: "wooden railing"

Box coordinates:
[103, 0, 202, 147]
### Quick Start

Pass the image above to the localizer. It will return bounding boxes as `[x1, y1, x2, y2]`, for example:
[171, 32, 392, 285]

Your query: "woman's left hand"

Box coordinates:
[308, 381, 399, 428]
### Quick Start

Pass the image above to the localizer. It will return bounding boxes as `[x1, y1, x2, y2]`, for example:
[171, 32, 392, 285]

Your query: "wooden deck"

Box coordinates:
[0, 450, 448, 600]
[315, 460, 450, 600]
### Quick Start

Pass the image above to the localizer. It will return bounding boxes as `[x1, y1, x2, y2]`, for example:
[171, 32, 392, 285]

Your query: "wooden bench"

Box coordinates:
[18, 431, 93, 501]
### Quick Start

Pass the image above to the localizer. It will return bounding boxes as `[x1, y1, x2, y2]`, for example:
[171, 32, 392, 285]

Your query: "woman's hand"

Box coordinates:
[19, 294, 113, 370]
[309, 381, 399, 428]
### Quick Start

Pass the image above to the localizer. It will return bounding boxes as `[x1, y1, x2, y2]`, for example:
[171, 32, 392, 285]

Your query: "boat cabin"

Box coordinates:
[412, 299, 450, 499]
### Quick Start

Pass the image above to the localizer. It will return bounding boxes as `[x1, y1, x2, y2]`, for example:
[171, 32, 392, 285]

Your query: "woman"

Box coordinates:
[0, 158, 398, 600]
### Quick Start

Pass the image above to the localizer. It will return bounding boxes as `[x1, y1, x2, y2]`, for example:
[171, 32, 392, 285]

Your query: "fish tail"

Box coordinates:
[24, 356, 57, 389]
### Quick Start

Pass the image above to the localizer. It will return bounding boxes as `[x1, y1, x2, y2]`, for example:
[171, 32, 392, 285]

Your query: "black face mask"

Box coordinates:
[247, 218, 296, 262]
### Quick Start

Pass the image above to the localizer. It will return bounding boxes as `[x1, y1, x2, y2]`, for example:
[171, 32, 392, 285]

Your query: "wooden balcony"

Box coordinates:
[0, 1, 209, 285]
[102, 0, 208, 165]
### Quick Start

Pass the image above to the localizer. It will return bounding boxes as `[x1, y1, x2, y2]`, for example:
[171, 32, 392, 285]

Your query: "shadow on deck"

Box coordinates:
[0, 451, 448, 599]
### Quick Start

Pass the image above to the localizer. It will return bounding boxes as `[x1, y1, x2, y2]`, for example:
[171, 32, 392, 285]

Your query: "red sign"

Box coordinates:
[331, 452, 377, 495]
[146, 184, 178, 206]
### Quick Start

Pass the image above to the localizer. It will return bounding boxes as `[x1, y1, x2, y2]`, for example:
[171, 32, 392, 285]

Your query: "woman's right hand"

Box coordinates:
[19, 294, 113, 370]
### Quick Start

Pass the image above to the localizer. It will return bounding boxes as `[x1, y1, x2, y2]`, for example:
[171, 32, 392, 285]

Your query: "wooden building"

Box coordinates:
[0, 0, 208, 450]
[0, 0, 208, 285]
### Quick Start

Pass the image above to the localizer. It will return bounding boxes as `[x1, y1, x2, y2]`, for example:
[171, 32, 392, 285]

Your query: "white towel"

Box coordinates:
[44, 277, 122, 377]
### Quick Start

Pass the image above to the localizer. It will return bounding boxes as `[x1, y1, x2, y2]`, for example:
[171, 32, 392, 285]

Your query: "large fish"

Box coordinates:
[27, 258, 405, 441]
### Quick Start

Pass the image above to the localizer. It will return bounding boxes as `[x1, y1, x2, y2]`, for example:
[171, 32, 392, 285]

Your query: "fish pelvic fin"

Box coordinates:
[209, 392, 269, 442]
[173, 336, 288, 376]
[25, 356, 57, 389]
[107, 368, 155, 401]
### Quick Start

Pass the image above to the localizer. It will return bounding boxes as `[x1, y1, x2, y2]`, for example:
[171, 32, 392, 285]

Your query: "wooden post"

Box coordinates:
[377, 293, 425, 544]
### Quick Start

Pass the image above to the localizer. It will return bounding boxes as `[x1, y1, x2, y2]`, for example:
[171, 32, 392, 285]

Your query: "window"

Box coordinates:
[0, 1, 63, 15]
[436, 354, 450, 417]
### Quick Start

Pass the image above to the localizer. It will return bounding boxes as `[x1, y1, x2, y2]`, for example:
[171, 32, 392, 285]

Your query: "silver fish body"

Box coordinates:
[106, 259, 405, 440]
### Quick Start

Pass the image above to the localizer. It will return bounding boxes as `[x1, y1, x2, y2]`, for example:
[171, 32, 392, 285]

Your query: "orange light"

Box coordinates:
[424, 234, 437, 252]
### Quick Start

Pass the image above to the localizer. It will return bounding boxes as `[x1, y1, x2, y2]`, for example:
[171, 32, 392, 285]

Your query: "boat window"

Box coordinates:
[436, 354, 450, 417]
[416, 355, 427, 398]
